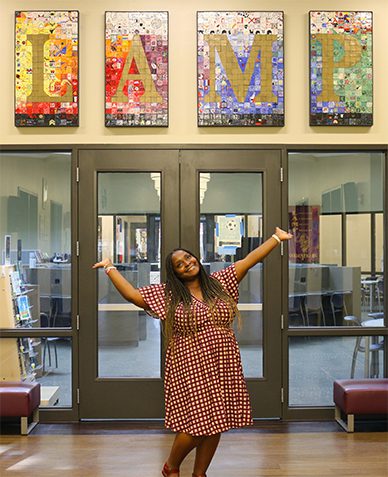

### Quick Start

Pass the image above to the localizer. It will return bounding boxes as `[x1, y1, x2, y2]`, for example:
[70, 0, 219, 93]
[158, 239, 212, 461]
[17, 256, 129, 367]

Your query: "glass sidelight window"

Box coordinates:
[289, 335, 384, 406]
[199, 173, 263, 378]
[0, 151, 72, 408]
[288, 152, 384, 328]
[97, 173, 161, 378]
[288, 150, 386, 410]
[0, 152, 72, 329]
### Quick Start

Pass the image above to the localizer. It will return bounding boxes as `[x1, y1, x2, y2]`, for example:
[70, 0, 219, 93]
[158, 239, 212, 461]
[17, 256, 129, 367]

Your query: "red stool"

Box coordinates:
[0, 382, 40, 435]
[334, 379, 388, 432]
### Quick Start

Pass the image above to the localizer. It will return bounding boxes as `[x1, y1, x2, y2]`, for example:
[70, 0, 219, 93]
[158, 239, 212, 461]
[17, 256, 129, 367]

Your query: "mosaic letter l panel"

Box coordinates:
[105, 11, 168, 127]
[310, 11, 373, 126]
[15, 11, 79, 127]
[198, 11, 284, 127]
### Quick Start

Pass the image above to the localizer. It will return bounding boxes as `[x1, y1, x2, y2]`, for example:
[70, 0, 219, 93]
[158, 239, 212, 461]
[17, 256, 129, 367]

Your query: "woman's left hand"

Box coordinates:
[274, 227, 293, 241]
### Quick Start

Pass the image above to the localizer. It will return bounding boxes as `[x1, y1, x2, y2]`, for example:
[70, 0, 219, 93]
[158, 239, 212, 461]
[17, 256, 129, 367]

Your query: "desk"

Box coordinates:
[361, 318, 384, 377]
[362, 318, 384, 327]
[289, 290, 352, 326]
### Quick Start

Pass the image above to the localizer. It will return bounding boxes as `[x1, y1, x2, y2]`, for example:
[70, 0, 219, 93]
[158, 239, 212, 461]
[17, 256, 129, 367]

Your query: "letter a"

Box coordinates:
[112, 35, 162, 103]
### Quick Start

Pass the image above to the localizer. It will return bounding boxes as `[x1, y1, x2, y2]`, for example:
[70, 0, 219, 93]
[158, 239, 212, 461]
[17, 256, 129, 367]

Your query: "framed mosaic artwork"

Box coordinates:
[15, 11, 79, 127]
[310, 11, 373, 126]
[197, 11, 284, 127]
[105, 11, 168, 127]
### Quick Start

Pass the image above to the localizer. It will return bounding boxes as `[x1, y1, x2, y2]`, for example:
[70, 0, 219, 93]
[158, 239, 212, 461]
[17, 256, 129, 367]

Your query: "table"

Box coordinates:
[40, 385, 59, 406]
[361, 318, 384, 377]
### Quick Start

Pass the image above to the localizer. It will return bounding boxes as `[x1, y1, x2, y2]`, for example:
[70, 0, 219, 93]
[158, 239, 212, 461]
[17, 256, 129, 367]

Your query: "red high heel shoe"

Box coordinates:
[162, 462, 180, 476]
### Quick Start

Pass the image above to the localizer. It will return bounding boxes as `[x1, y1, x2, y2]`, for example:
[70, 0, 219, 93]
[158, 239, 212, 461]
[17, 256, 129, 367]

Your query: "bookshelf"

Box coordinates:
[0, 265, 41, 382]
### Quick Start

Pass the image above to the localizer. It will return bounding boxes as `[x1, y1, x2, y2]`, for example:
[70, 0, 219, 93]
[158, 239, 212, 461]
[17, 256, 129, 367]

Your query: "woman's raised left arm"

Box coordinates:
[234, 227, 292, 282]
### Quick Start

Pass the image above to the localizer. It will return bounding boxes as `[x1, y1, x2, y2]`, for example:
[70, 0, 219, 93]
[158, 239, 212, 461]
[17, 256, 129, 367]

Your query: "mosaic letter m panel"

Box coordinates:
[310, 11, 373, 126]
[198, 11, 284, 127]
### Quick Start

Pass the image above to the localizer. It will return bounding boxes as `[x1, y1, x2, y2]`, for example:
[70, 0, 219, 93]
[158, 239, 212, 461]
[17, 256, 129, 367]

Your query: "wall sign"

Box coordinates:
[310, 11, 373, 126]
[15, 11, 79, 127]
[105, 11, 168, 127]
[197, 11, 284, 127]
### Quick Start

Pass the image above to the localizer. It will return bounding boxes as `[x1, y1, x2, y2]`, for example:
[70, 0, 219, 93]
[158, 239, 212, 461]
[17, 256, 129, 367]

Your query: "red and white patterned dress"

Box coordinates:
[138, 264, 253, 436]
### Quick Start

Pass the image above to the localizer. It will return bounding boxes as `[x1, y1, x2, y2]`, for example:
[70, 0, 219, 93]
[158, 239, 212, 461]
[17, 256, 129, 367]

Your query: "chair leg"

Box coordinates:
[299, 303, 306, 326]
[53, 342, 58, 368]
[347, 414, 354, 433]
[330, 303, 336, 326]
[21, 408, 39, 435]
[335, 405, 354, 432]
[364, 337, 370, 378]
[321, 304, 326, 326]
[42, 339, 48, 372]
[48, 341, 52, 366]
[334, 404, 354, 432]
[350, 337, 361, 378]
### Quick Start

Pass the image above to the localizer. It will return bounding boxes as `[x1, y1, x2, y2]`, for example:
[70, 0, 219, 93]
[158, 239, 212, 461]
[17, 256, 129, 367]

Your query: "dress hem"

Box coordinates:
[165, 420, 253, 437]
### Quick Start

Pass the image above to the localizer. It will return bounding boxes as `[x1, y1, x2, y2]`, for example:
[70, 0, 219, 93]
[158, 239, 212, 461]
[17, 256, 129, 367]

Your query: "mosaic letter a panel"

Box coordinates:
[105, 11, 168, 127]
[310, 11, 373, 126]
[198, 11, 284, 127]
[15, 11, 79, 127]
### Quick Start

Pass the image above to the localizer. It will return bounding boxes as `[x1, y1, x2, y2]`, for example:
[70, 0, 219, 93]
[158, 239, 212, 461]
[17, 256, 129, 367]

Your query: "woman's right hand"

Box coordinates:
[92, 258, 113, 269]
[91, 257, 147, 310]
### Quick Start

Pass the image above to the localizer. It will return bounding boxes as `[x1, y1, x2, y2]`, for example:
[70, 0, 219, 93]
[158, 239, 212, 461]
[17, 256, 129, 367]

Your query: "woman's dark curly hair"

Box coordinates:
[163, 248, 240, 347]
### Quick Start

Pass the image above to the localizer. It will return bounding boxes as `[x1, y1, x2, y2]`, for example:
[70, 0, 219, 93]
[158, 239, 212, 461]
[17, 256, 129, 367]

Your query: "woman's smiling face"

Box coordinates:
[171, 250, 200, 281]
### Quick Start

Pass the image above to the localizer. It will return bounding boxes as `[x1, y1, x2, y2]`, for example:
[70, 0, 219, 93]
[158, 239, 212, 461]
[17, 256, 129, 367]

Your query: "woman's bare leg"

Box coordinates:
[166, 432, 204, 470]
[192, 433, 221, 476]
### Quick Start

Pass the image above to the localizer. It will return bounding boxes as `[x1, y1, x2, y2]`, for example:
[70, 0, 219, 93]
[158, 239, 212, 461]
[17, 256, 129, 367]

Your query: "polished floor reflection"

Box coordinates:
[1, 422, 387, 476]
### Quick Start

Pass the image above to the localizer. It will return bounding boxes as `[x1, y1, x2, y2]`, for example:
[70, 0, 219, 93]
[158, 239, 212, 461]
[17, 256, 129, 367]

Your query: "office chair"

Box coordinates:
[304, 294, 326, 326]
[288, 296, 307, 326]
[40, 312, 58, 372]
[344, 315, 384, 378]
[330, 293, 348, 326]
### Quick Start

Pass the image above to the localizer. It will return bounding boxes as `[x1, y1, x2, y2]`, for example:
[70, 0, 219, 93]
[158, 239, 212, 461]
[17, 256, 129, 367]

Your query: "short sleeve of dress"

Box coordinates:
[137, 283, 167, 320]
[210, 263, 239, 302]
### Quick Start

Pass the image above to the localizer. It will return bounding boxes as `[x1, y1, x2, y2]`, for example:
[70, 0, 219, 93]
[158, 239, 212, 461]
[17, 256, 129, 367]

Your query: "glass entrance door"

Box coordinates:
[78, 150, 179, 418]
[78, 148, 282, 419]
[180, 150, 282, 418]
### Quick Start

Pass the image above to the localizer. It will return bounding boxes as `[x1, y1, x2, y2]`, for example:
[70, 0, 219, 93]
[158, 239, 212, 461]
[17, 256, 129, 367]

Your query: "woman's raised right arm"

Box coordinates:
[92, 258, 148, 309]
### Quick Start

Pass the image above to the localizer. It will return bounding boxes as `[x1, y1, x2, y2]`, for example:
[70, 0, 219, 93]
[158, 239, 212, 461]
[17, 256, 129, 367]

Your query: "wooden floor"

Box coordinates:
[1, 422, 387, 476]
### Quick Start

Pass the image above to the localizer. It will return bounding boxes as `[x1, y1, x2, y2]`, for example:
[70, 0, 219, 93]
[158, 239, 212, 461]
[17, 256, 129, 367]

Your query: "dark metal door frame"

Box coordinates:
[78, 146, 284, 419]
[180, 148, 283, 418]
[78, 149, 180, 418]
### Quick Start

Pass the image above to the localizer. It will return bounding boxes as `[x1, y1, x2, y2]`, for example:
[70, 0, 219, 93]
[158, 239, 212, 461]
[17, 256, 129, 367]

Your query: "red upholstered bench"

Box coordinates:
[334, 379, 388, 432]
[0, 382, 40, 435]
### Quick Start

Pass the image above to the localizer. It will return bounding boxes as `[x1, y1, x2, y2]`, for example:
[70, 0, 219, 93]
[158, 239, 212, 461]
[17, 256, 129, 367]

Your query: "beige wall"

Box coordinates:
[0, 0, 387, 145]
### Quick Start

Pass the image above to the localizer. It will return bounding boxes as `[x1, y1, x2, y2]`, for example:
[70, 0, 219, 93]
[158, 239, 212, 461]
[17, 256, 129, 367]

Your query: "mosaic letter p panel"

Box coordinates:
[105, 11, 168, 127]
[310, 11, 373, 126]
[198, 11, 284, 127]
[15, 11, 79, 127]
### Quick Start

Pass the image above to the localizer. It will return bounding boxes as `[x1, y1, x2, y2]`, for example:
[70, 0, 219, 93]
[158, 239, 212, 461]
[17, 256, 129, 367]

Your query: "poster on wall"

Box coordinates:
[15, 11, 79, 127]
[197, 11, 284, 127]
[105, 11, 168, 127]
[309, 11, 373, 126]
[288, 206, 320, 263]
[215, 215, 244, 255]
